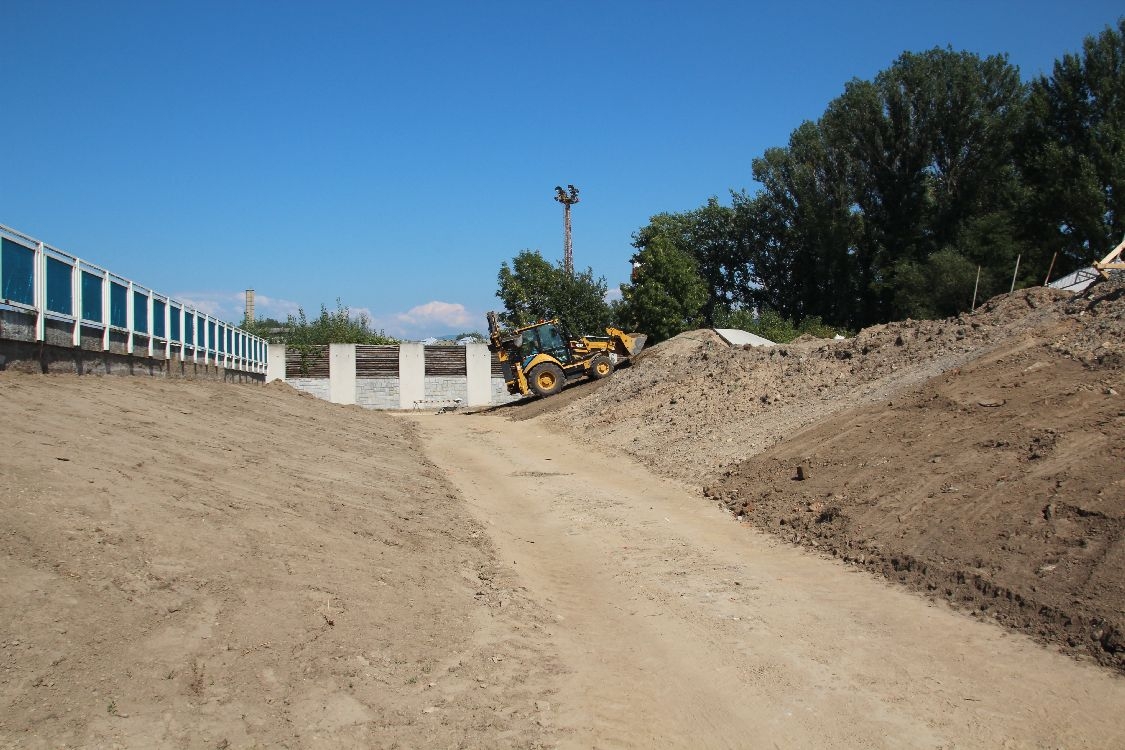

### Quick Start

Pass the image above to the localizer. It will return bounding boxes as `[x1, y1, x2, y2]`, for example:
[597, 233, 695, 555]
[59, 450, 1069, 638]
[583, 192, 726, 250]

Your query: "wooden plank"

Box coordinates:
[424, 346, 467, 376]
[356, 345, 399, 376]
[285, 345, 329, 378]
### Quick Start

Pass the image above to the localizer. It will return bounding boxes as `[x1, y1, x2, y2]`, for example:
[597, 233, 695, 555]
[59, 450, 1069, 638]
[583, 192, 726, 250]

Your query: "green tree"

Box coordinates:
[496, 250, 612, 335]
[823, 48, 1025, 266]
[240, 316, 289, 343]
[1020, 18, 1125, 272]
[740, 119, 860, 327]
[632, 197, 747, 326]
[284, 299, 397, 346]
[619, 235, 707, 344]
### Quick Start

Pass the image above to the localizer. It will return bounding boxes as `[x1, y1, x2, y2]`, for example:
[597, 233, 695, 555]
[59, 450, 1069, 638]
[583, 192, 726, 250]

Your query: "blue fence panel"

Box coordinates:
[2, 225, 266, 370]
[110, 283, 128, 327]
[2, 238, 35, 305]
[81, 271, 102, 322]
[152, 299, 166, 339]
[133, 290, 148, 334]
[46, 257, 73, 314]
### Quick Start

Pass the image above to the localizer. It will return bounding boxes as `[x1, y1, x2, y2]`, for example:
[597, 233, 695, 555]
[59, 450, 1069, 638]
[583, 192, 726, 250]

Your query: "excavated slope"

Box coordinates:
[511, 280, 1125, 671]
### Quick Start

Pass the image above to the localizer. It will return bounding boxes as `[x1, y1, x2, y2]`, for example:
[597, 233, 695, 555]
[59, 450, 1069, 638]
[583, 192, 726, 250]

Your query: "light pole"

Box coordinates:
[554, 184, 580, 275]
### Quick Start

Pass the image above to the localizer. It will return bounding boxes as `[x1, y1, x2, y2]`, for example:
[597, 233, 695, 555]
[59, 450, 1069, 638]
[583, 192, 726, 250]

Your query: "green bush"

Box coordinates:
[713, 306, 847, 343]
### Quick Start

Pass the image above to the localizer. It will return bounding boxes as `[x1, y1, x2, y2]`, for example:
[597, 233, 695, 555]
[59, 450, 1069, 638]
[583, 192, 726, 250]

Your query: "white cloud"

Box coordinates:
[604, 286, 623, 303]
[375, 301, 477, 339]
[172, 290, 300, 325]
[394, 301, 473, 328]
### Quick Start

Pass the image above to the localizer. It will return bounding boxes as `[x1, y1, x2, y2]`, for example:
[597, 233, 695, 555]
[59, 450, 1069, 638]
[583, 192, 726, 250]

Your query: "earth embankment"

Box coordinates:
[510, 280, 1125, 671]
[0, 375, 559, 748]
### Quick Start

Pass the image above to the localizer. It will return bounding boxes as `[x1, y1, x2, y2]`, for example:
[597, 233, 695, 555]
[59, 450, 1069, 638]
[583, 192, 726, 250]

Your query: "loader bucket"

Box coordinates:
[624, 333, 647, 356]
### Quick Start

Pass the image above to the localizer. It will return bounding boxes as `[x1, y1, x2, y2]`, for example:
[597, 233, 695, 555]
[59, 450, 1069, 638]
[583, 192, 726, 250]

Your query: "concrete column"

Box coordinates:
[465, 342, 492, 406]
[329, 343, 356, 405]
[267, 343, 286, 382]
[398, 342, 425, 409]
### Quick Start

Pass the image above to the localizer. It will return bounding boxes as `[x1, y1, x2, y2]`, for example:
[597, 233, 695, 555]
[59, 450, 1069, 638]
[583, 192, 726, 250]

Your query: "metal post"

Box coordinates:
[971, 266, 981, 312]
[146, 291, 154, 357]
[102, 270, 110, 351]
[34, 242, 46, 341]
[126, 281, 135, 354]
[1043, 252, 1058, 286]
[72, 260, 81, 346]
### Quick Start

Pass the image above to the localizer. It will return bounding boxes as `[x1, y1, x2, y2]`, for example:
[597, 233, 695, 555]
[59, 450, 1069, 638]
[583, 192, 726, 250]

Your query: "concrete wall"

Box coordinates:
[287, 377, 330, 400]
[329, 343, 356, 405]
[356, 377, 399, 409]
[398, 343, 425, 409]
[267, 342, 517, 409]
[423, 375, 469, 405]
[0, 311, 262, 382]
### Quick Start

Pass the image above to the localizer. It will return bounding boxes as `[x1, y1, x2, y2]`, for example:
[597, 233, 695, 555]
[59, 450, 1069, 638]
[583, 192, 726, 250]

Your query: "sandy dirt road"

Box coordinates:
[416, 411, 1125, 749]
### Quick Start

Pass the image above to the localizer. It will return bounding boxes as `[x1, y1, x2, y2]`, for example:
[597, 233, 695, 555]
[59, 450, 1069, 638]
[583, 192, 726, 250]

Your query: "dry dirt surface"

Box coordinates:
[4, 278, 1124, 747]
[417, 411, 1125, 748]
[511, 278, 1125, 674]
[0, 375, 560, 748]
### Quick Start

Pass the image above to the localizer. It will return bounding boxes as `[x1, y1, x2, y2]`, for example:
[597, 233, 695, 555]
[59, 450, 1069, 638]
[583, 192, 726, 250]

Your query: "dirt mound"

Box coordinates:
[538, 289, 1075, 484]
[0, 374, 559, 747]
[517, 279, 1125, 671]
[705, 337, 1124, 670]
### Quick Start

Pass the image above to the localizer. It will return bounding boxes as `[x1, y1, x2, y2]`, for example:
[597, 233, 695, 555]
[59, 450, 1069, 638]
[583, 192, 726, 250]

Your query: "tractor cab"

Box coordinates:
[516, 321, 574, 367]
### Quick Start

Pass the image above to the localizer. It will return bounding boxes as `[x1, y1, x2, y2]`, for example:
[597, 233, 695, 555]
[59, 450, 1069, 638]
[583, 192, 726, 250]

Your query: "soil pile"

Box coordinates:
[0, 375, 558, 747]
[536, 287, 1074, 483]
[510, 279, 1125, 670]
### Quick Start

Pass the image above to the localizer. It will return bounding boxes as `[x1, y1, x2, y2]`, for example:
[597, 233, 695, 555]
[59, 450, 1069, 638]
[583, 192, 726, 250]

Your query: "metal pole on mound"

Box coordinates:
[554, 184, 580, 276]
[971, 265, 981, 312]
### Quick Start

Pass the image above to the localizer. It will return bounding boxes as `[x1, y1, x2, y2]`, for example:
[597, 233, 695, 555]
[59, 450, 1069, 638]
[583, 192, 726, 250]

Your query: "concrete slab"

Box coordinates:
[713, 328, 775, 347]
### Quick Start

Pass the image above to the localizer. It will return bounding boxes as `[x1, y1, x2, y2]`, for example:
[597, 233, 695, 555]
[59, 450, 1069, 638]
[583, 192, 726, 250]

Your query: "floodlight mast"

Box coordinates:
[554, 184, 580, 276]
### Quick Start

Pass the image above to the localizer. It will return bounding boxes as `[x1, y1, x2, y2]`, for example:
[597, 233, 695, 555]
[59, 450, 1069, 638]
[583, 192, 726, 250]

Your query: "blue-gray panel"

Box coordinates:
[152, 299, 166, 338]
[110, 283, 128, 327]
[81, 272, 102, 322]
[1, 238, 34, 305]
[133, 290, 148, 333]
[46, 257, 73, 314]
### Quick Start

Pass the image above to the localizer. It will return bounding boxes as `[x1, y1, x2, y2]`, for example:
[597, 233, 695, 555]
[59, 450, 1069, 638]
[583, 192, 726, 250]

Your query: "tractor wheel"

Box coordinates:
[589, 353, 614, 380]
[528, 363, 566, 397]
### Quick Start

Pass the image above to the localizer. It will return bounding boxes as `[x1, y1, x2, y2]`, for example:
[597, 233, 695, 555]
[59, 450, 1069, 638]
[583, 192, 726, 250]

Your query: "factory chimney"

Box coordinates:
[245, 289, 255, 324]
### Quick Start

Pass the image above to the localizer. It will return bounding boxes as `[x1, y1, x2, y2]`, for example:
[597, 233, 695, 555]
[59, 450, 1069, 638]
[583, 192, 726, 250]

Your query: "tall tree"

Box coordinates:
[619, 235, 707, 344]
[496, 249, 612, 335]
[1020, 19, 1125, 272]
[632, 197, 746, 326]
[819, 47, 1027, 321]
[740, 120, 861, 327]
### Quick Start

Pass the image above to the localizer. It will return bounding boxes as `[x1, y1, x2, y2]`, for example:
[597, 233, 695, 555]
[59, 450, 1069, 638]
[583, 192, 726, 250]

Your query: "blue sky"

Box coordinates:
[2, 1, 1121, 338]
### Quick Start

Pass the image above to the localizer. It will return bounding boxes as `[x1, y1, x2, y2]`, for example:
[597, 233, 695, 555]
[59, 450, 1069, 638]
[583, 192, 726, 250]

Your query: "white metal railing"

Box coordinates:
[0, 223, 267, 373]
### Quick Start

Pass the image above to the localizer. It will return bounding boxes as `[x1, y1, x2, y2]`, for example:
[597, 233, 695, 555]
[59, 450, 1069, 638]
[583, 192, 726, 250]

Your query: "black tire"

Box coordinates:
[588, 353, 614, 380]
[528, 362, 565, 397]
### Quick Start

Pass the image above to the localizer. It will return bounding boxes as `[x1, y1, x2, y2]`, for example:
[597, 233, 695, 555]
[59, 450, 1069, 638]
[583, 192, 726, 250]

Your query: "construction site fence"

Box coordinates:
[0, 224, 267, 373]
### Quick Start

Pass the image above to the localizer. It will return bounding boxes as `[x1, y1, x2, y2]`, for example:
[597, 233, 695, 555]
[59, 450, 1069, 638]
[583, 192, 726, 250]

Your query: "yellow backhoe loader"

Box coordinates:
[486, 311, 646, 398]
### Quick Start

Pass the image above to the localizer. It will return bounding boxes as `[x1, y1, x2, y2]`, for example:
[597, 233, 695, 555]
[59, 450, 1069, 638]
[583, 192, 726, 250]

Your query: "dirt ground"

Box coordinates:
[0, 375, 560, 748]
[520, 279, 1125, 673]
[2, 278, 1124, 747]
[418, 410, 1125, 748]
